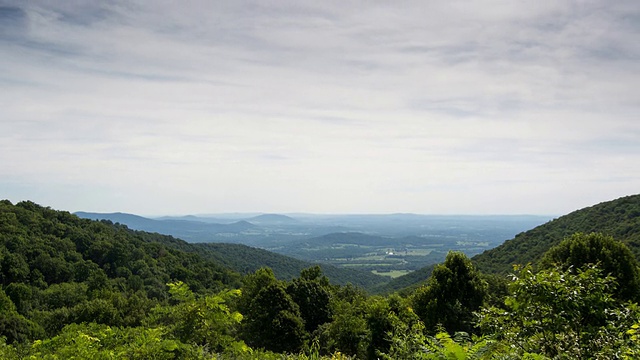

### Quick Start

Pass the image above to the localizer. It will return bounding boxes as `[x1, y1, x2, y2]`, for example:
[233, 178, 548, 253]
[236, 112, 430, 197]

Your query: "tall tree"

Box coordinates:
[239, 267, 306, 353]
[242, 282, 306, 353]
[411, 251, 487, 334]
[318, 284, 370, 359]
[286, 266, 332, 334]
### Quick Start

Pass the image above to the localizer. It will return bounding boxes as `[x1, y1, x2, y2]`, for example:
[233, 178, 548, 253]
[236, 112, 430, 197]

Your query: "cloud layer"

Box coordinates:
[1, 1, 639, 215]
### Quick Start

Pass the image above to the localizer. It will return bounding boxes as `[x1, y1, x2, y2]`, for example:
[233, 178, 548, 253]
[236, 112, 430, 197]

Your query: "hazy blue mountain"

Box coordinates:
[75, 211, 155, 228]
[153, 215, 239, 224]
[246, 213, 298, 224]
[74, 212, 258, 242]
[74, 211, 552, 276]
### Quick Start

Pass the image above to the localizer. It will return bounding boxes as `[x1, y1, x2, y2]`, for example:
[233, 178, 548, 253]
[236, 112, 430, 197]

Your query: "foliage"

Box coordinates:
[412, 252, 487, 334]
[0, 200, 241, 342]
[478, 264, 638, 359]
[240, 273, 306, 353]
[0, 323, 203, 359]
[146, 281, 247, 354]
[540, 232, 640, 301]
[381, 321, 514, 360]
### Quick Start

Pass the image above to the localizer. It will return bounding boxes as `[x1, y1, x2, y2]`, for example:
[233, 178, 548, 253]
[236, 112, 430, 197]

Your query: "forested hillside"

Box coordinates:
[372, 194, 640, 294]
[3, 198, 640, 359]
[190, 242, 387, 288]
[473, 194, 640, 274]
[0, 200, 240, 342]
[78, 212, 388, 288]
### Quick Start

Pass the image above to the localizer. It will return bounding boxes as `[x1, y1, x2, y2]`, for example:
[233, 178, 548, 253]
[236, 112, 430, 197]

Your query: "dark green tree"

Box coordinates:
[242, 282, 306, 353]
[317, 284, 370, 358]
[411, 251, 487, 334]
[237, 267, 278, 315]
[286, 266, 332, 334]
[365, 294, 419, 359]
[0, 288, 44, 343]
[541, 232, 640, 301]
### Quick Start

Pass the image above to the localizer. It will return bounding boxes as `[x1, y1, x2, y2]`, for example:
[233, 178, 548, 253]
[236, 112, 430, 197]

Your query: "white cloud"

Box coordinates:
[1, 0, 639, 215]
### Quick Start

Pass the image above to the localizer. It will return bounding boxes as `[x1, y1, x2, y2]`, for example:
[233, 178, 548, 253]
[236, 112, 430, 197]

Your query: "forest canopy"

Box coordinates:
[0, 199, 640, 359]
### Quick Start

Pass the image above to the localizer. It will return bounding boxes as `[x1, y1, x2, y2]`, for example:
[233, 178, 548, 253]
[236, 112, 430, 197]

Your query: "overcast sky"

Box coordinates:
[1, 1, 639, 215]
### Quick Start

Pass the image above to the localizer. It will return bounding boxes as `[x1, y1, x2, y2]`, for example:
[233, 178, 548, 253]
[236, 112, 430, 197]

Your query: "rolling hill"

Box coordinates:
[189, 242, 388, 288]
[376, 194, 640, 293]
[75, 213, 388, 289]
[246, 214, 298, 224]
[472, 194, 640, 274]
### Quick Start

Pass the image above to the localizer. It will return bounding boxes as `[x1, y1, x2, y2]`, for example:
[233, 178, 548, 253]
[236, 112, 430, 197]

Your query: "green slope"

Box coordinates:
[472, 194, 640, 274]
[92, 219, 389, 290]
[370, 264, 435, 295]
[75, 213, 389, 289]
[190, 243, 388, 288]
[377, 194, 640, 293]
[0, 200, 241, 292]
[0, 200, 244, 341]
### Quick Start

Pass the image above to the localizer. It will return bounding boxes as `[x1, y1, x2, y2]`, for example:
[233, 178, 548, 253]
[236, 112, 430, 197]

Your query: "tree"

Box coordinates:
[315, 283, 371, 358]
[478, 264, 636, 359]
[540, 232, 640, 301]
[412, 252, 487, 334]
[239, 267, 308, 353]
[146, 281, 247, 354]
[0, 287, 44, 343]
[237, 267, 278, 315]
[286, 266, 332, 334]
[242, 282, 306, 353]
[365, 294, 419, 359]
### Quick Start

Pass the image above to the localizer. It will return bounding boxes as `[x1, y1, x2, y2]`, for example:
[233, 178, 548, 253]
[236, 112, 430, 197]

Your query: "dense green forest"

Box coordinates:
[473, 194, 640, 274]
[1, 198, 640, 359]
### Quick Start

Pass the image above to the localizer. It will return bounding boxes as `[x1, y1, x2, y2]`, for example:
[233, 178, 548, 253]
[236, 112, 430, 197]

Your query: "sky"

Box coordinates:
[1, 1, 639, 216]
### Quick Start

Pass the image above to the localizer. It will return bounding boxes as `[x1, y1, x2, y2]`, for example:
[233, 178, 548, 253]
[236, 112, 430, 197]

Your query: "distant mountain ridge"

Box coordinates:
[74, 211, 257, 242]
[246, 214, 298, 224]
[74, 212, 388, 288]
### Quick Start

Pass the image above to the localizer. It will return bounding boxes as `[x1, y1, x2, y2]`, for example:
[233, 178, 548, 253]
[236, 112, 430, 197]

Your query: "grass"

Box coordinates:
[371, 270, 413, 278]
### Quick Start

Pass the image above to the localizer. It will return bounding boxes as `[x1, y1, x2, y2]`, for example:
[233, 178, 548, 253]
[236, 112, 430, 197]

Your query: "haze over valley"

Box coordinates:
[76, 211, 551, 278]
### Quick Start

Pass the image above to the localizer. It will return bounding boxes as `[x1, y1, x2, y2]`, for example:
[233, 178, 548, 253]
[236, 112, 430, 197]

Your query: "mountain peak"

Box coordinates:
[246, 214, 298, 224]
